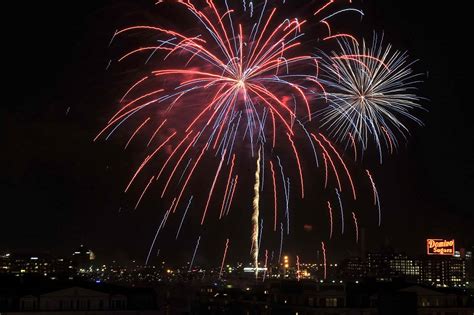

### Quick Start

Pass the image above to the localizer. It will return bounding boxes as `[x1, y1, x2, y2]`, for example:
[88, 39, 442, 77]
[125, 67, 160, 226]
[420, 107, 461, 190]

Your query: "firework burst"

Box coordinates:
[318, 34, 424, 161]
[95, 0, 424, 269]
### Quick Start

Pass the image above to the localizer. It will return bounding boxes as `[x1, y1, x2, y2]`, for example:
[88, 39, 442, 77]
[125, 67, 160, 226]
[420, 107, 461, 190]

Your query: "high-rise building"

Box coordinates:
[338, 241, 469, 288]
[366, 250, 421, 283]
[419, 255, 466, 288]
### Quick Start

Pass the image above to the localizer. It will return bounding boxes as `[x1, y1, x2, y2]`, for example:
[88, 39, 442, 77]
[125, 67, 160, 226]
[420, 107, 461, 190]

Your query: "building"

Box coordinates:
[339, 241, 470, 288]
[0, 276, 157, 314]
[72, 245, 96, 270]
[19, 286, 126, 312]
[339, 256, 366, 280]
[367, 251, 421, 283]
[419, 255, 466, 288]
[0, 252, 74, 279]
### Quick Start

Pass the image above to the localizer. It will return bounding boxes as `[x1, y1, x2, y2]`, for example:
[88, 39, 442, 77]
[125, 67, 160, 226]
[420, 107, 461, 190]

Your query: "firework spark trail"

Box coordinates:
[321, 241, 327, 280]
[319, 133, 356, 200]
[375, 192, 381, 226]
[220, 154, 236, 218]
[278, 222, 283, 263]
[219, 238, 230, 279]
[276, 156, 290, 235]
[177, 158, 192, 185]
[366, 169, 381, 226]
[269, 160, 278, 231]
[352, 211, 359, 243]
[176, 195, 193, 240]
[322, 153, 329, 188]
[258, 218, 264, 256]
[348, 132, 357, 161]
[312, 133, 342, 191]
[286, 177, 290, 234]
[146, 199, 175, 265]
[161, 133, 200, 198]
[172, 143, 209, 213]
[125, 132, 176, 193]
[125, 117, 150, 150]
[135, 176, 155, 210]
[189, 236, 201, 272]
[263, 249, 269, 282]
[252, 149, 261, 279]
[225, 175, 239, 216]
[201, 150, 226, 224]
[147, 120, 166, 147]
[297, 120, 319, 166]
[296, 255, 301, 281]
[335, 188, 344, 235]
[287, 133, 304, 198]
[327, 201, 333, 239]
[381, 126, 394, 154]
[156, 131, 194, 182]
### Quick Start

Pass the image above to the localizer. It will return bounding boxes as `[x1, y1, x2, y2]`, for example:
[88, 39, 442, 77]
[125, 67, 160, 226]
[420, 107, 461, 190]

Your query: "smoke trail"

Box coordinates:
[321, 241, 327, 280]
[251, 148, 261, 279]
[296, 255, 301, 281]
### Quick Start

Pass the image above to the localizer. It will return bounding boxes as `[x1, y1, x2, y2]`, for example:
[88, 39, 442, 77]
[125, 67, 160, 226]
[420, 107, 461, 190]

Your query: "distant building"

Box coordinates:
[0, 252, 74, 279]
[189, 279, 473, 314]
[0, 277, 157, 314]
[419, 255, 466, 288]
[367, 251, 421, 283]
[464, 247, 474, 288]
[339, 256, 366, 280]
[19, 286, 125, 312]
[72, 245, 95, 270]
[339, 245, 469, 288]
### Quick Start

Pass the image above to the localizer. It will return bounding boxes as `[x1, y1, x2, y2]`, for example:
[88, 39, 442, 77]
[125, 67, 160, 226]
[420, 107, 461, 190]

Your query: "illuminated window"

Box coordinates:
[326, 298, 337, 307]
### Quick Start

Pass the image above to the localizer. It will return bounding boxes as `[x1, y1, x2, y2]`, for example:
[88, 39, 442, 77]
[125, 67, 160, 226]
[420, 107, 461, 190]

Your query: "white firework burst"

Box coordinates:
[318, 34, 424, 161]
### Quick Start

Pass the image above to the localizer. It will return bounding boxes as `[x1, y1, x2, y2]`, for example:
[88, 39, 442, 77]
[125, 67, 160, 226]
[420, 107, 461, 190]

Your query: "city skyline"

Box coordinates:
[2, 0, 473, 266]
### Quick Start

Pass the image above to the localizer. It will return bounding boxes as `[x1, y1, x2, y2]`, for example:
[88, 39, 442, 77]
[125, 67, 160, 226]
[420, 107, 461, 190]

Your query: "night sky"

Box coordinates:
[2, 0, 473, 265]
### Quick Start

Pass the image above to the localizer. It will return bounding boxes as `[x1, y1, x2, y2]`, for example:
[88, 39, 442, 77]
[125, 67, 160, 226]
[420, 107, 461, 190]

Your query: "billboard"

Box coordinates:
[426, 239, 455, 256]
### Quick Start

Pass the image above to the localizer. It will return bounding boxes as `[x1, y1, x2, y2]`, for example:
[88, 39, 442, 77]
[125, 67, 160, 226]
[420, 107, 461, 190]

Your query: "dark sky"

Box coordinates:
[2, 0, 473, 265]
